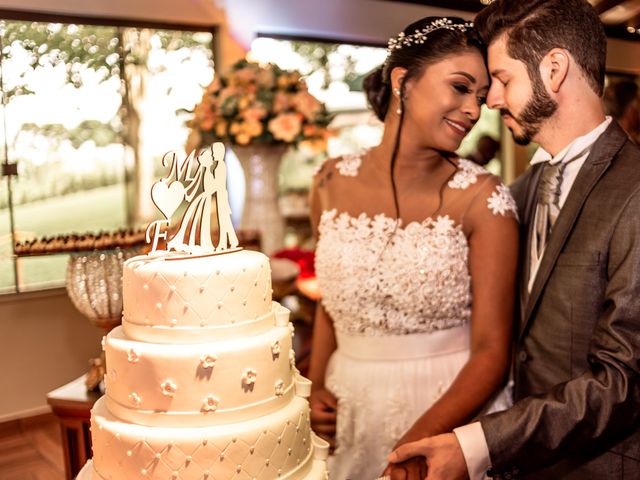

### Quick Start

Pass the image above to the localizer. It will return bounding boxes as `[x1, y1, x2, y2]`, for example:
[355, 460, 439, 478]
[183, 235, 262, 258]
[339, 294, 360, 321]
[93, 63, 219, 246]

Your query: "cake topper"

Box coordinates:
[146, 142, 240, 257]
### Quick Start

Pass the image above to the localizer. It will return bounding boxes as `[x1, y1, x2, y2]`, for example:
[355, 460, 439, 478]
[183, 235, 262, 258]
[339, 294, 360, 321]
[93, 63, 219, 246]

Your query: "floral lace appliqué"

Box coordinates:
[316, 209, 471, 336]
[448, 158, 489, 189]
[487, 183, 519, 219]
[335, 152, 364, 177]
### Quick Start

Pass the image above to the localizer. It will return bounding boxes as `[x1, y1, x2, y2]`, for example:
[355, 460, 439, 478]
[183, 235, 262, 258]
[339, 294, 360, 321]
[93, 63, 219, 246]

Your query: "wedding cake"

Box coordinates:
[77, 144, 329, 480]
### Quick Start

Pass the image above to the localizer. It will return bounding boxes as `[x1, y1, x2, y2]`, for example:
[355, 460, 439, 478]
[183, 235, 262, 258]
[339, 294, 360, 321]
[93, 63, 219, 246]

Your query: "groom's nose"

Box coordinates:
[486, 82, 504, 111]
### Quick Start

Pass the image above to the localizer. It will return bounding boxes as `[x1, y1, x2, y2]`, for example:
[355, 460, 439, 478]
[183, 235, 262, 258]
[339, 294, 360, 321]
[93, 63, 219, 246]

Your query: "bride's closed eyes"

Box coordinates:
[452, 83, 488, 106]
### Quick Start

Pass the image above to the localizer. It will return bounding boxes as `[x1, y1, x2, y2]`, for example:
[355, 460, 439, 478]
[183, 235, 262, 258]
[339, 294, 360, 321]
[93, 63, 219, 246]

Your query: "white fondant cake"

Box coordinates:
[82, 250, 329, 480]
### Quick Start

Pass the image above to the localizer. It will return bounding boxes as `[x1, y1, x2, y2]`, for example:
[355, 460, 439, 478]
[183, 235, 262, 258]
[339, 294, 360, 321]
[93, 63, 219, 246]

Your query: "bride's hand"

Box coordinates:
[310, 387, 338, 449]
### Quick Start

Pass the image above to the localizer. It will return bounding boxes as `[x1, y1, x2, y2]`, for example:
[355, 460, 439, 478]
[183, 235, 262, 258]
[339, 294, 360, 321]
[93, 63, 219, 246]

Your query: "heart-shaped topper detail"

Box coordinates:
[151, 180, 186, 219]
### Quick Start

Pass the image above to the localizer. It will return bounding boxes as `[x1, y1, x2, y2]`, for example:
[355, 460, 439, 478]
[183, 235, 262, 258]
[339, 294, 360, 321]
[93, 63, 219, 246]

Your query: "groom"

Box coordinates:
[389, 0, 640, 478]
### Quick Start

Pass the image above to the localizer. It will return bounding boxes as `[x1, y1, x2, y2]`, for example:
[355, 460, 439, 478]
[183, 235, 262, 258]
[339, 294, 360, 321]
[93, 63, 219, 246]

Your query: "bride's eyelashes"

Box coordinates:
[452, 83, 487, 106]
[453, 83, 471, 95]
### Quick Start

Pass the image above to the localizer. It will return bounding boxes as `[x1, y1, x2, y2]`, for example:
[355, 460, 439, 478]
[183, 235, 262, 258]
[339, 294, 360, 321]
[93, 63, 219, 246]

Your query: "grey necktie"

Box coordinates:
[534, 161, 564, 260]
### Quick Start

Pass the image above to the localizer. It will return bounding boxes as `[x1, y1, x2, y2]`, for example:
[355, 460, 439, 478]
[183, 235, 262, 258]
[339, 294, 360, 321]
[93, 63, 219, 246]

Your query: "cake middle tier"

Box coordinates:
[104, 324, 296, 427]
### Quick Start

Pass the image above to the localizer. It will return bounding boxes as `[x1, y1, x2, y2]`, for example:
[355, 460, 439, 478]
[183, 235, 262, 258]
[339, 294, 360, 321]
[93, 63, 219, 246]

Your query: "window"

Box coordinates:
[0, 16, 215, 293]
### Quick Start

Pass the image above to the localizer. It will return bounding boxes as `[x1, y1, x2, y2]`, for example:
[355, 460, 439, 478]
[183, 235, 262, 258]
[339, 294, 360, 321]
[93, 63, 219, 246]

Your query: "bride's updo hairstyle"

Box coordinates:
[364, 16, 484, 121]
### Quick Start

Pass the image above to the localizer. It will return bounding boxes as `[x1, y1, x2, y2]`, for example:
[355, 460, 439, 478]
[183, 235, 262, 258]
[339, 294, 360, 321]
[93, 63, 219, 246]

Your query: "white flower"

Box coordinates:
[275, 380, 285, 397]
[242, 369, 257, 387]
[271, 340, 281, 359]
[202, 395, 219, 412]
[161, 380, 177, 396]
[487, 184, 519, 220]
[335, 152, 364, 177]
[127, 349, 140, 363]
[199, 354, 217, 369]
[128, 392, 142, 406]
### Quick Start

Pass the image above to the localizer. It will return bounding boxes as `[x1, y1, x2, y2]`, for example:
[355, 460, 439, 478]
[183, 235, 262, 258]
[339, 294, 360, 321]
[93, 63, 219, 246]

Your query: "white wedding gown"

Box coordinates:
[314, 155, 517, 480]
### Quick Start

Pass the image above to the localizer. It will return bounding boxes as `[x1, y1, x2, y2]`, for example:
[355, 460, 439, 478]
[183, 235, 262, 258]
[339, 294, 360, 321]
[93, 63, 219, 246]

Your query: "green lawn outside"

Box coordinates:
[0, 184, 127, 292]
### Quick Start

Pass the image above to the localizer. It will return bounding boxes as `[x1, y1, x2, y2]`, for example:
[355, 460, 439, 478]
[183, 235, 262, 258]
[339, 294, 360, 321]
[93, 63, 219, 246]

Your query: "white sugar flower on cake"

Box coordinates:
[160, 380, 177, 396]
[199, 354, 217, 369]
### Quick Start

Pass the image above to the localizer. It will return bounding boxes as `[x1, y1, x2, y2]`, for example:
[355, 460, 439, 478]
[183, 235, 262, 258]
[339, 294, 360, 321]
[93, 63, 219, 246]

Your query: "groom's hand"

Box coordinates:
[388, 433, 468, 480]
[383, 457, 427, 480]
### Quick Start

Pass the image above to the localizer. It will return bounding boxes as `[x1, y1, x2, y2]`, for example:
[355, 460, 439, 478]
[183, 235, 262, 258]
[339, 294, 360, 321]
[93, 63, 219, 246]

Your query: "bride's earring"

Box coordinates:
[393, 87, 402, 115]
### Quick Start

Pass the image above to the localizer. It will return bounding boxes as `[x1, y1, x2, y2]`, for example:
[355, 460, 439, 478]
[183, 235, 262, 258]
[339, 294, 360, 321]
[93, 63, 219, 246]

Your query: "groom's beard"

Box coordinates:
[502, 75, 558, 145]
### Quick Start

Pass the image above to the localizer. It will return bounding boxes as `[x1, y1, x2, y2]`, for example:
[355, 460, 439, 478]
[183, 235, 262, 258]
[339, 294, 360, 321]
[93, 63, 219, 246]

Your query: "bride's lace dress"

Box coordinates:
[314, 155, 517, 480]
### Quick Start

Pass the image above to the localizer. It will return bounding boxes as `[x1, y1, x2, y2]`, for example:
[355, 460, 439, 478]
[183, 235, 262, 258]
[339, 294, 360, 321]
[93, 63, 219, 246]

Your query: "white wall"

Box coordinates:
[0, 289, 102, 421]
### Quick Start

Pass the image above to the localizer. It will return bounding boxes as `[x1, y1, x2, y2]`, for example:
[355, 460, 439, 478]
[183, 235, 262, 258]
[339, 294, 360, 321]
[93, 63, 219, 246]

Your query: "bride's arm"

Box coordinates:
[397, 176, 519, 444]
[307, 166, 339, 447]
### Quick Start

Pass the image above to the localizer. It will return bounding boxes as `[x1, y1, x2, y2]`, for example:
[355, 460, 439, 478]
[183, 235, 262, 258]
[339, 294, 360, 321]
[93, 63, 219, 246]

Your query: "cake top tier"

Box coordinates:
[122, 249, 273, 343]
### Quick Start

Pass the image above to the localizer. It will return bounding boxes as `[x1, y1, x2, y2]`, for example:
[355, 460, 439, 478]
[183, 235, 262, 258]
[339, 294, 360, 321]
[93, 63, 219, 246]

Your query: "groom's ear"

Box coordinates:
[541, 48, 570, 94]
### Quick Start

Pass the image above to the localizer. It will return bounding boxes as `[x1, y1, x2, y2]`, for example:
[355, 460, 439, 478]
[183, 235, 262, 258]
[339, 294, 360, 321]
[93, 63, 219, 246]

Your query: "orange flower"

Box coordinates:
[230, 120, 264, 145]
[294, 91, 322, 121]
[268, 113, 303, 143]
[273, 92, 294, 113]
[241, 104, 268, 122]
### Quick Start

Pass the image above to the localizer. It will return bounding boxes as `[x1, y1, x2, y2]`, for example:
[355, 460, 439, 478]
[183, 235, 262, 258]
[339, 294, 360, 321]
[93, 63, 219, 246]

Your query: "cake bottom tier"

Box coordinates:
[77, 458, 328, 480]
[89, 395, 329, 480]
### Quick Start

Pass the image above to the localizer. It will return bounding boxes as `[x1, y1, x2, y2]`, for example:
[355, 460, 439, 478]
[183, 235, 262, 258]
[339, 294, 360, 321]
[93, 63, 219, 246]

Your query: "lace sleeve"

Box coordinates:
[487, 182, 519, 221]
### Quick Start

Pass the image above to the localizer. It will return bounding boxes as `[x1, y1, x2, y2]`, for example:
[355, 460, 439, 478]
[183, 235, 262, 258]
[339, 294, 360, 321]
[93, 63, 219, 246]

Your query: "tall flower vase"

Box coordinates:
[233, 143, 288, 255]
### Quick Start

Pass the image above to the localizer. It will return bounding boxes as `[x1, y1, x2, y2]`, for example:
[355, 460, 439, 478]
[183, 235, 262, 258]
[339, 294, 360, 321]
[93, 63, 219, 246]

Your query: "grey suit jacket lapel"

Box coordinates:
[519, 165, 543, 321]
[520, 122, 627, 340]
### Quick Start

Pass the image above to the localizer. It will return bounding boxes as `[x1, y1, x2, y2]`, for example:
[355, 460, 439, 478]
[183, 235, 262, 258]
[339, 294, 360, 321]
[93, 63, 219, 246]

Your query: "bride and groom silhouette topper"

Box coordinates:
[145, 142, 240, 258]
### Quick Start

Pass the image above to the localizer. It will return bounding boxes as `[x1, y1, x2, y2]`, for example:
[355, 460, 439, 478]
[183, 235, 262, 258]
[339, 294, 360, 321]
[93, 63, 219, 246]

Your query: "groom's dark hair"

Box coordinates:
[474, 0, 606, 96]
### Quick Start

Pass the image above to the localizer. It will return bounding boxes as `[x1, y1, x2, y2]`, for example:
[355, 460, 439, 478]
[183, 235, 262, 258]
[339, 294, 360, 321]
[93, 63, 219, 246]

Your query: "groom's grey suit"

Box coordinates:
[482, 122, 640, 479]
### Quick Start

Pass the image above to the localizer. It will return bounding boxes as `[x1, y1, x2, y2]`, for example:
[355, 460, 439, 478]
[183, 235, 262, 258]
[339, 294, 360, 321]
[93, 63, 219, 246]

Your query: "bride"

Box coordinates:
[308, 16, 519, 480]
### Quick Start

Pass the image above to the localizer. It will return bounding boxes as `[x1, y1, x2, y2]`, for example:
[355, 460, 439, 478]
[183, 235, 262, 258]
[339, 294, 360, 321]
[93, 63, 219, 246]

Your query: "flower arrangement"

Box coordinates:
[187, 59, 332, 152]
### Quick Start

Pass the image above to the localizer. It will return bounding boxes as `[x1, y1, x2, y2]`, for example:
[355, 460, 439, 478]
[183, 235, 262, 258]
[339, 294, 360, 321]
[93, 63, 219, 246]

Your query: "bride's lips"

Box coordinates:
[444, 118, 471, 137]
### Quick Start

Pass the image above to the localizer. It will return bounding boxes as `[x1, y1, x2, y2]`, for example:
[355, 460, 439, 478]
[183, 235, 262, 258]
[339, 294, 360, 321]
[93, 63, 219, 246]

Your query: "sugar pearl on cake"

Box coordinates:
[278, 470, 282, 477]
[236, 465, 242, 473]
[230, 285, 235, 292]
[115, 433, 120, 440]
[265, 459, 270, 466]
[288, 448, 292, 455]
[170, 285, 176, 292]
[216, 270, 221, 275]
[186, 455, 192, 463]
[249, 446, 254, 454]
[170, 319, 177, 326]
[199, 286, 205, 293]
[200, 320, 207, 327]
[172, 471, 179, 478]
[141, 469, 147, 475]
[243, 300, 247, 306]
[143, 283, 149, 290]
[204, 471, 210, 478]
[232, 437, 237, 443]
[277, 436, 282, 444]
[219, 453, 224, 461]
[202, 439, 208, 445]
[126, 450, 132, 457]
[156, 302, 162, 309]
[217, 302, 223, 309]
[155, 453, 161, 460]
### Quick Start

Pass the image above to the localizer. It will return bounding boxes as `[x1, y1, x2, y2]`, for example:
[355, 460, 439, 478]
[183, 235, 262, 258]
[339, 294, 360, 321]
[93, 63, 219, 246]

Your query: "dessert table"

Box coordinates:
[46, 375, 101, 480]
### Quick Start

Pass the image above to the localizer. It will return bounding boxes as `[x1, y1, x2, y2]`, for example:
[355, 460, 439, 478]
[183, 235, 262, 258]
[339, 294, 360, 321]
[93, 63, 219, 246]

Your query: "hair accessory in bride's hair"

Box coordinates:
[387, 17, 474, 52]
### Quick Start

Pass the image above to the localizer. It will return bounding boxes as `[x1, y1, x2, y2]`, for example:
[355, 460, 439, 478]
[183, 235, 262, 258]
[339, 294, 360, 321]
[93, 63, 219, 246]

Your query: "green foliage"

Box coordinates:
[20, 120, 121, 148]
[289, 41, 363, 91]
[0, 20, 212, 97]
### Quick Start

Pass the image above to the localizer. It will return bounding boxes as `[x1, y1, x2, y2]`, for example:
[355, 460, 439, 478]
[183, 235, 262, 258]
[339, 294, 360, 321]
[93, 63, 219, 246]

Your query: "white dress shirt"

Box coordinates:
[453, 116, 612, 480]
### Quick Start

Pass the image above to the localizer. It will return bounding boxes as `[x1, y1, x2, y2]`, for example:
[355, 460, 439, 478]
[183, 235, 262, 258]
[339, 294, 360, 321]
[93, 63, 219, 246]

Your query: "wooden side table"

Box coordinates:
[47, 375, 101, 480]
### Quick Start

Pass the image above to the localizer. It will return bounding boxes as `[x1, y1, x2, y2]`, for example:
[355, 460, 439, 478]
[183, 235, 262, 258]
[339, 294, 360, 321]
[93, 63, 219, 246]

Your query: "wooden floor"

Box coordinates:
[0, 414, 65, 480]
